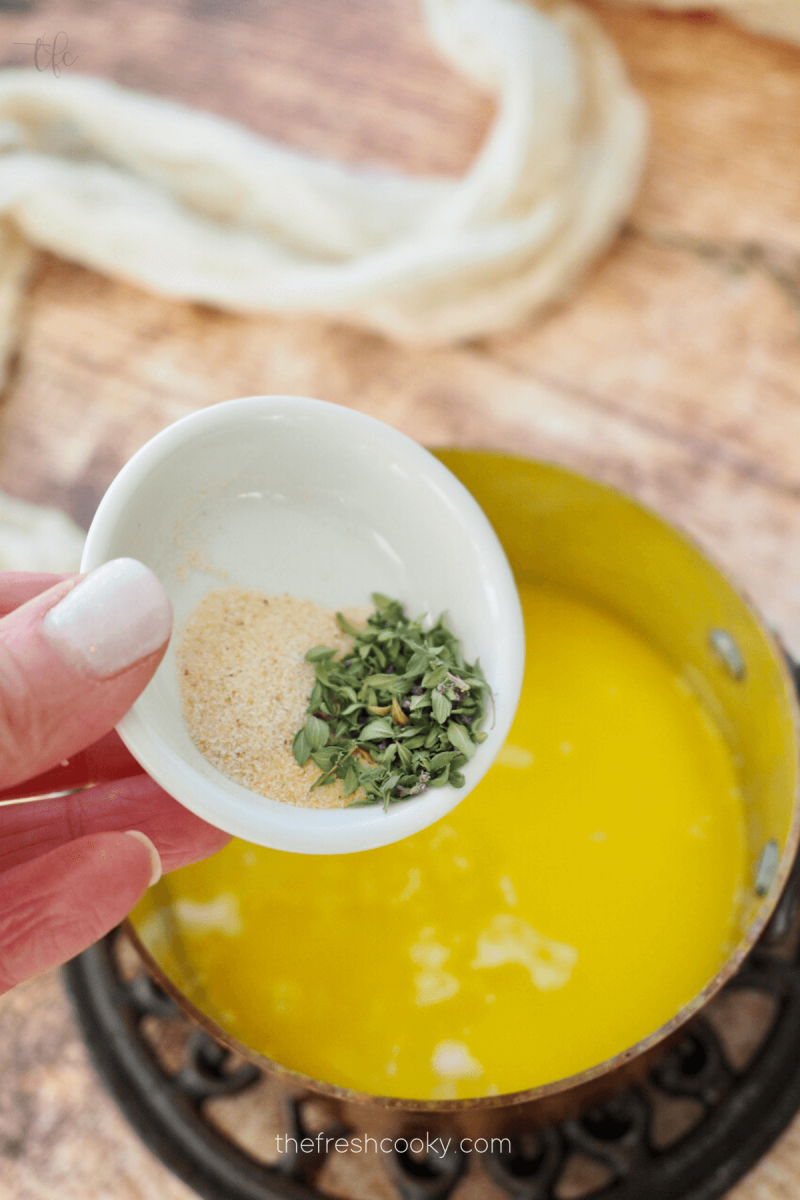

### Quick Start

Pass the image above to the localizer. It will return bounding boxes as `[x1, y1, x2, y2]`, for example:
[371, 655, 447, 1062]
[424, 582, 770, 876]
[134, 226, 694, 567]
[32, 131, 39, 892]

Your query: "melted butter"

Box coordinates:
[134, 585, 747, 1099]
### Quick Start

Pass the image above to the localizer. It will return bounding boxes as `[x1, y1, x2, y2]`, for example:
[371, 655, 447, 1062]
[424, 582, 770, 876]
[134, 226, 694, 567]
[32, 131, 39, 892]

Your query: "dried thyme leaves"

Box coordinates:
[291, 594, 490, 811]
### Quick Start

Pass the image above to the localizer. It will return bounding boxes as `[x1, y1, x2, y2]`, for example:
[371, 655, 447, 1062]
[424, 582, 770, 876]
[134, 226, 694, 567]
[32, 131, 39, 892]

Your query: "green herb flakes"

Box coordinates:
[292, 595, 490, 811]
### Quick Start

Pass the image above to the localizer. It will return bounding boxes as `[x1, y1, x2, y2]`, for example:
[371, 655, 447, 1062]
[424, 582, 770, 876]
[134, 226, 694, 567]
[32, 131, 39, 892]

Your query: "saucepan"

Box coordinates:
[115, 448, 800, 1140]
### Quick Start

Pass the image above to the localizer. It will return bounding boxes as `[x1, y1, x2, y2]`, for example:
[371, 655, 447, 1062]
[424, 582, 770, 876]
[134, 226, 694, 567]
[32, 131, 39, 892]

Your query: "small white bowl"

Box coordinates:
[82, 396, 524, 854]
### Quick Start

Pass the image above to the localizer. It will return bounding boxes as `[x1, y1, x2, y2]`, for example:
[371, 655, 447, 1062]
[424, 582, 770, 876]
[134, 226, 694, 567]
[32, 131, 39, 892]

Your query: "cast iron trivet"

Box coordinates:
[63, 861, 800, 1200]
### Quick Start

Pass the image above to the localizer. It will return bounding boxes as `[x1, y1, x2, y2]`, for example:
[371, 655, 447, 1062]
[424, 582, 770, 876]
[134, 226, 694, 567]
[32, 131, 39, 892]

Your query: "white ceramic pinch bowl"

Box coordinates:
[82, 396, 524, 854]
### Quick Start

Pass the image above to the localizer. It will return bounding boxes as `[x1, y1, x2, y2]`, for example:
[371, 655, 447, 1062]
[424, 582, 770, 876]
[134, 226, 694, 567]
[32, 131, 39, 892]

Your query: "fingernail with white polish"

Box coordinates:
[125, 830, 162, 887]
[43, 558, 172, 679]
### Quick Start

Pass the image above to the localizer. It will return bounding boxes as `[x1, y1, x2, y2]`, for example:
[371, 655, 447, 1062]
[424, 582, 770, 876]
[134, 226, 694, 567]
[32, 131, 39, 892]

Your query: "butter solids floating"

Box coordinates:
[133, 584, 747, 1100]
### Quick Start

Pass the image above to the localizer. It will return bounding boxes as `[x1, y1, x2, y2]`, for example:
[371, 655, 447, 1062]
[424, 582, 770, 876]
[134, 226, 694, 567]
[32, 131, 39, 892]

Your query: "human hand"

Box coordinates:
[0, 560, 230, 995]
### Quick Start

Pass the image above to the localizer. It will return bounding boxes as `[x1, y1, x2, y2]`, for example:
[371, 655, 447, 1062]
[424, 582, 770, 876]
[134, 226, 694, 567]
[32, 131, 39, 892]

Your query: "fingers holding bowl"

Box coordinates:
[0, 559, 172, 791]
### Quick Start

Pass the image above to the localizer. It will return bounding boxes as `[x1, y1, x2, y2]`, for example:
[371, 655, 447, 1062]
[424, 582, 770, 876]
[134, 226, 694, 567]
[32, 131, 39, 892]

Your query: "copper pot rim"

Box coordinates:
[124, 452, 800, 1115]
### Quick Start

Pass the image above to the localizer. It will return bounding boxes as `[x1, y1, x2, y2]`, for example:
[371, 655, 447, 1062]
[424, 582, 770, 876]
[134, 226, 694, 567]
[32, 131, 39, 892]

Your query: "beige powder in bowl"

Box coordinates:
[176, 587, 368, 808]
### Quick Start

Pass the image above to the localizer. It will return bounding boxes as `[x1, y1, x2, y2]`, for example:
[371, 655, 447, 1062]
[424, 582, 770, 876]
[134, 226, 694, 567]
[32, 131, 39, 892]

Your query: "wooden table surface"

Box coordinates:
[2, 1, 800, 1196]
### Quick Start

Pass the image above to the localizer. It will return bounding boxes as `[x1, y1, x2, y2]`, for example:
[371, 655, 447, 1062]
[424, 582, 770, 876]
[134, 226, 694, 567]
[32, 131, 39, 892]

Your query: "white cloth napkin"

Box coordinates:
[0, 0, 646, 347]
[0, 493, 84, 571]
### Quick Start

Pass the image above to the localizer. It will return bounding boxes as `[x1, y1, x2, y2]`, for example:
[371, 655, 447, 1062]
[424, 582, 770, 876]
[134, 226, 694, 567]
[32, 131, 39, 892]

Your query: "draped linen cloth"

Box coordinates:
[0, 492, 84, 571]
[0, 0, 647, 349]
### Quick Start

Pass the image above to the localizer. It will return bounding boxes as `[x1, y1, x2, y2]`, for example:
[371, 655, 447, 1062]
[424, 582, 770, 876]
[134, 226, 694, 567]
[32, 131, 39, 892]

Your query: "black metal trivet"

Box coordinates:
[62, 860, 800, 1200]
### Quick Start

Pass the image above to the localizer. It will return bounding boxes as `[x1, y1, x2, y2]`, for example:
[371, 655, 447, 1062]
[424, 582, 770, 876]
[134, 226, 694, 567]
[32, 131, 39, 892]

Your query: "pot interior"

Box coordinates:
[128, 451, 799, 1107]
[439, 452, 798, 929]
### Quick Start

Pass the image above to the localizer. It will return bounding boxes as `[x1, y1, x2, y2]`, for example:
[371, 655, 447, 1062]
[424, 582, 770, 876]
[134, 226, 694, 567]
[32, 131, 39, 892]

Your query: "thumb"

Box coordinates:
[0, 559, 172, 789]
[0, 830, 161, 992]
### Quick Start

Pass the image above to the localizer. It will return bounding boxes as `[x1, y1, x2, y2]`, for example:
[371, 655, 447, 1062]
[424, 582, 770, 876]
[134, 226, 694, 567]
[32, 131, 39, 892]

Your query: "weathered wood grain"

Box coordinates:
[1, 0, 800, 1196]
[0, 970, 199, 1200]
[5, 250, 800, 659]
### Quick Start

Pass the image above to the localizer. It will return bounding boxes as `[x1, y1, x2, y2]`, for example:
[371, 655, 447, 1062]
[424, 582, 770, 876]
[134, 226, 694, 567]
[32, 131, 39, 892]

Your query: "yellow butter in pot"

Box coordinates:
[133, 584, 747, 1100]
